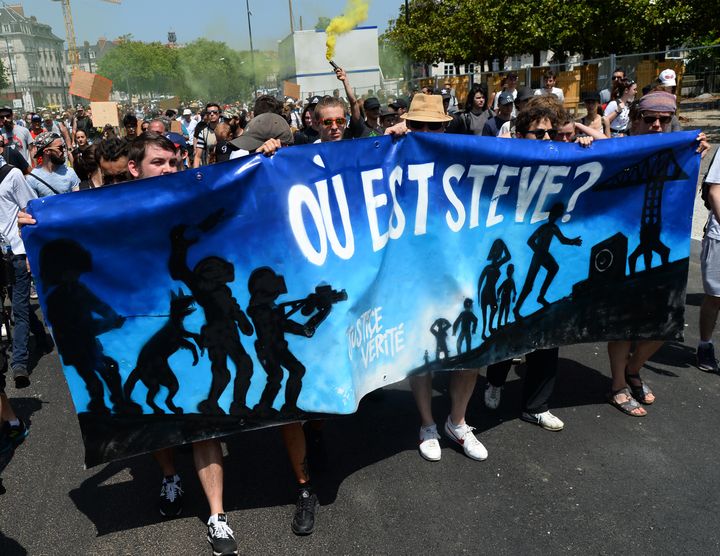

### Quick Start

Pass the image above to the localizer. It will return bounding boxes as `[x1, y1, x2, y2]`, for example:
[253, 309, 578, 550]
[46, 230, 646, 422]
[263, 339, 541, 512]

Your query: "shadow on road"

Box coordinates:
[0, 530, 27, 556]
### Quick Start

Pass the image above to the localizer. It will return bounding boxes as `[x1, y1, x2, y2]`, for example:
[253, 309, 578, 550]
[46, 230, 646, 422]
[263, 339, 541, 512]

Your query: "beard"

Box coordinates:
[49, 153, 66, 165]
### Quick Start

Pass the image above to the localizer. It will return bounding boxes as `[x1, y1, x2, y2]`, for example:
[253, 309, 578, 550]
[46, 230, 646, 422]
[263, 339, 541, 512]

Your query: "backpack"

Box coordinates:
[0, 163, 16, 184]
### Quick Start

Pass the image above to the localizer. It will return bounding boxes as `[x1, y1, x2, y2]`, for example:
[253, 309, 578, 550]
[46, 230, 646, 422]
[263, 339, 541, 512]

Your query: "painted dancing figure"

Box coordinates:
[169, 215, 254, 416]
[430, 318, 451, 360]
[514, 203, 582, 319]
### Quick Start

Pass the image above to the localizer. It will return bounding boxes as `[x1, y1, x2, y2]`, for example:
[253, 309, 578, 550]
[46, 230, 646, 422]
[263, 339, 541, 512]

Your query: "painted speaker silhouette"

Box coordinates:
[588, 233, 628, 282]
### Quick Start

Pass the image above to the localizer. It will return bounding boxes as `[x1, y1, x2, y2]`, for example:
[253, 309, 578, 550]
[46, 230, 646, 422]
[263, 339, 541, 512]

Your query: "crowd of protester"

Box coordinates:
[0, 63, 714, 555]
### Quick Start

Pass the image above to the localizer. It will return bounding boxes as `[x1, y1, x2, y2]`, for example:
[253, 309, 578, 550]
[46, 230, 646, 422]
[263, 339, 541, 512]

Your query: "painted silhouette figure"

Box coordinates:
[247, 267, 346, 418]
[514, 203, 582, 319]
[430, 318, 451, 360]
[39, 239, 139, 415]
[453, 298, 478, 354]
[124, 289, 203, 415]
[496, 264, 517, 327]
[477, 239, 511, 338]
[169, 214, 254, 416]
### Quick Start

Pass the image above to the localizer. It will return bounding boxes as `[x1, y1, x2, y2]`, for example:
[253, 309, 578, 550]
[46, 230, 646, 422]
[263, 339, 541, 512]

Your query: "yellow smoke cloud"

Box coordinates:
[325, 0, 370, 61]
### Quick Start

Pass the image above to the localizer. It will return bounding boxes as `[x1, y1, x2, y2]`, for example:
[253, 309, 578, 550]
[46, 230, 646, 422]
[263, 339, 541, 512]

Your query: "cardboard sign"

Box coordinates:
[69, 69, 113, 101]
[283, 81, 301, 100]
[90, 101, 119, 128]
[159, 97, 180, 112]
[170, 120, 183, 134]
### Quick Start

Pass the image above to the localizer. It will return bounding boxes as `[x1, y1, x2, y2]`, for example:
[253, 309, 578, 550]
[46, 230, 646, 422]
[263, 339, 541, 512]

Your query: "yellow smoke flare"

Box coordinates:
[325, 0, 370, 60]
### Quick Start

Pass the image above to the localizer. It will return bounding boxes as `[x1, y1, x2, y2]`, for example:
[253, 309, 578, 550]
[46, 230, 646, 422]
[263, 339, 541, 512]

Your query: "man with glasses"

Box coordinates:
[600, 67, 625, 106]
[194, 103, 222, 168]
[96, 137, 131, 185]
[25, 132, 80, 197]
[0, 106, 33, 163]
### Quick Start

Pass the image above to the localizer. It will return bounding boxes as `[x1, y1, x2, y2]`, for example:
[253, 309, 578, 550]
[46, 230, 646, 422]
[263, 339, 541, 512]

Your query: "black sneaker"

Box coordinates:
[12, 368, 29, 389]
[697, 343, 718, 373]
[158, 475, 183, 517]
[0, 419, 29, 452]
[291, 486, 319, 536]
[207, 513, 237, 556]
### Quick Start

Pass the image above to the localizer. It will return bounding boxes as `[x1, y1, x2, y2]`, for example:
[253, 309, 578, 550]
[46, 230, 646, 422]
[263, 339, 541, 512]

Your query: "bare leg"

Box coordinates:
[700, 295, 720, 342]
[193, 439, 224, 516]
[280, 422, 309, 484]
[153, 447, 176, 476]
[409, 373, 434, 427]
[449, 370, 478, 426]
[0, 393, 17, 422]
[607, 341, 645, 416]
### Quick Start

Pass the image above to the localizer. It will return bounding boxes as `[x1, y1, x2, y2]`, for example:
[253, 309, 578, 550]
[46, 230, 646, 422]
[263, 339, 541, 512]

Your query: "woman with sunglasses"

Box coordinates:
[386, 94, 488, 462]
[604, 77, 637, 137]
[607, 91, 710, 417]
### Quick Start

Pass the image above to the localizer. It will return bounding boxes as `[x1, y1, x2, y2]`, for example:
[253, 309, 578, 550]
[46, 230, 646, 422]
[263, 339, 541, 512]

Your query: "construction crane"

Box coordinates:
[52, 0, 121, 70]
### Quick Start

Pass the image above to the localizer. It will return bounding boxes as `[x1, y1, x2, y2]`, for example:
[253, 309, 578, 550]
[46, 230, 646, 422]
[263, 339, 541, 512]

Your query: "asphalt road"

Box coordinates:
[1, 142, 720, 556]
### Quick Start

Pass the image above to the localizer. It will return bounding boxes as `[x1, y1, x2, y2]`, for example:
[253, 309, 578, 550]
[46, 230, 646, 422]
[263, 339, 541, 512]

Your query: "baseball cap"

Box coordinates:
[33, 131, 62, 157]
[76, 104, 84, 110]
[0, 106, 12, 115]
[364, 97, 380, 111]
[31, 114, 42, 122]
[389, 98, 408, 110]
[182, 108, 192, 116]
[497, 91, 515, 106]
[165, 132, 188, 150]
[658, 68, 677, 86]
[308, 95, 323, 106]
[515, 87, 534, 103]
[229, 113, 294, 152]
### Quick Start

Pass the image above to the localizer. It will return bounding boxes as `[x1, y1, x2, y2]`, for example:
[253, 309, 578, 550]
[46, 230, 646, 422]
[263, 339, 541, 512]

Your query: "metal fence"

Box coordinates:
[398, 44, 720, 106]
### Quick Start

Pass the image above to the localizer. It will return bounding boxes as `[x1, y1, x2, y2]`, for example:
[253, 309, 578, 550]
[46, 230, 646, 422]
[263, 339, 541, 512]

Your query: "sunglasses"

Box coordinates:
[612, 75, 623, 80]
[641, 113, 672, 125]
[525, 128, 557, 140]
[321, 117, 347, 128]
[407, 120, 443, 131]
[102, 171, 130, 185]
[207, 110, 220, 115]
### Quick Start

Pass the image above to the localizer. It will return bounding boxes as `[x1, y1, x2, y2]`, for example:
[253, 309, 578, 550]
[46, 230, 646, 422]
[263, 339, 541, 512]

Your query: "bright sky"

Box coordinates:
[14, 0, 405, 50]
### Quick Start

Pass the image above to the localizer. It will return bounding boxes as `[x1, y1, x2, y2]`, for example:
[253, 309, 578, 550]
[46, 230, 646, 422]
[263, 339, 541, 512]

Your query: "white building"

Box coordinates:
[0, 4, 69, 111]
[279, 27, 382, 100]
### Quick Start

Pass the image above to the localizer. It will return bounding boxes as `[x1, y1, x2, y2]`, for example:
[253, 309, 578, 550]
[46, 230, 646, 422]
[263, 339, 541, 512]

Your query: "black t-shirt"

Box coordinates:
[293, 127, 319, 145]
[215, 140, 239, 163]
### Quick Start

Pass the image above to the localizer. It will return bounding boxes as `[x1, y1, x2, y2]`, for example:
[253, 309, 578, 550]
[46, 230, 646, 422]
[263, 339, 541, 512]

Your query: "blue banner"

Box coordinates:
[23, 131, 700, 466]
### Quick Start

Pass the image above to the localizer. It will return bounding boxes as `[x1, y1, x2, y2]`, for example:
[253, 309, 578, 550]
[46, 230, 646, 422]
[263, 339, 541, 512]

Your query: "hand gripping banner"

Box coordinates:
[23, 131, 700, 466]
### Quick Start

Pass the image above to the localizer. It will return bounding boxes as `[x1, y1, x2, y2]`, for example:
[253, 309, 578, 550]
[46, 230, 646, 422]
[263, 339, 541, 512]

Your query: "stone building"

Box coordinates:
[0, 4, 69, 110]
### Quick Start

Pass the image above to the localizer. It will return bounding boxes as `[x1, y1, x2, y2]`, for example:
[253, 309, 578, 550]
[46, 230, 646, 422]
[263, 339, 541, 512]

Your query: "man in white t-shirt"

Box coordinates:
[534, 69, 564, 103]
[698, 151, 720, 372]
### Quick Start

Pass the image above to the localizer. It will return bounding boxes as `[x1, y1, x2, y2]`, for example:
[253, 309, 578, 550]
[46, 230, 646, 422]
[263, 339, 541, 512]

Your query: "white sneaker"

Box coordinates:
[444, 416, 488, 461]
[484, 384, 502, 410]
[521, 410, 564, 431]
[418, 424, 441, 461]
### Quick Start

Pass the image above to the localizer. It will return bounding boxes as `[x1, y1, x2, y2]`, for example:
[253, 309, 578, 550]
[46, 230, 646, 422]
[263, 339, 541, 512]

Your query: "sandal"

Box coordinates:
[608, 387, 646, 417]
[625, 371, 655, 405]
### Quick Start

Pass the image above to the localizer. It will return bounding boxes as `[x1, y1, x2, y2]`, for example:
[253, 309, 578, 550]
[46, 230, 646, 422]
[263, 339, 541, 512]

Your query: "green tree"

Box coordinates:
[385, 0, 720, 67]
[379, 35, 405, 79]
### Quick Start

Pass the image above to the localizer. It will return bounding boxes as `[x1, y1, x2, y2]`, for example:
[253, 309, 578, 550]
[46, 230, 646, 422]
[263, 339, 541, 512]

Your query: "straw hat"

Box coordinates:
[401, 94, 453, 123]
